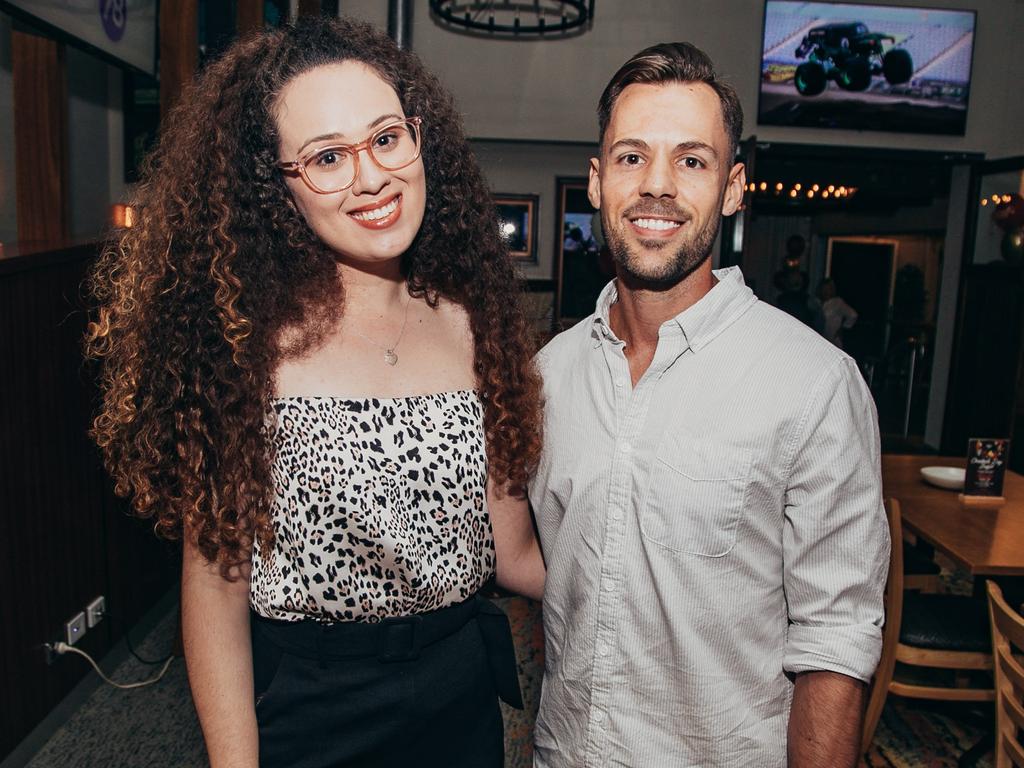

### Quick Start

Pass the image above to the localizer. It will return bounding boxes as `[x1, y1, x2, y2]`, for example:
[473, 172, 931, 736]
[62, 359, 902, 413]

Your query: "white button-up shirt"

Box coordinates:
[529, 267, 888, 768]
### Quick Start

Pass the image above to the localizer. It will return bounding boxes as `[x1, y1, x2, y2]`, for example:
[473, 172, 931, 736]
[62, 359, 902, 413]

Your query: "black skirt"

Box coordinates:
[252, 594, 522, 768]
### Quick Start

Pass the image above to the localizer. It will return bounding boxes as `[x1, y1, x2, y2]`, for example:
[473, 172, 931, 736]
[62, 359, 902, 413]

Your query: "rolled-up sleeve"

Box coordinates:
[782, 357, 890, 682]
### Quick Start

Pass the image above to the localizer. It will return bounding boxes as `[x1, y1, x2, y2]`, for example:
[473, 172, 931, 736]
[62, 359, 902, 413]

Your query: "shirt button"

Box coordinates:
[614, 377, 624, 387]
[611, 507, 623, 521]
[594, 710, 605, 722]
[621, 442, 632, 453]
[599, 644, 610, 656]
[603, 582, 614, 592]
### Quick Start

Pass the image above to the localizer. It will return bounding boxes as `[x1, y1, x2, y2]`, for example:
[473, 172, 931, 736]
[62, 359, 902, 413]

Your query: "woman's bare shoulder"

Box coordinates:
[431, 295, 473, 335]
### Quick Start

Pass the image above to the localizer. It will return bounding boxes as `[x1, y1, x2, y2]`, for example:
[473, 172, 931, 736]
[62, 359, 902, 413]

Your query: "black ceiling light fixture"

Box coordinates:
[428, 1, 595, 38]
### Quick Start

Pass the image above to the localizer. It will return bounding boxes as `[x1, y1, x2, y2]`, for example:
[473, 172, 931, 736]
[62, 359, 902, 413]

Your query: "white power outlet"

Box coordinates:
[65, 612, 87, 646]
[86, 596, 106, 628]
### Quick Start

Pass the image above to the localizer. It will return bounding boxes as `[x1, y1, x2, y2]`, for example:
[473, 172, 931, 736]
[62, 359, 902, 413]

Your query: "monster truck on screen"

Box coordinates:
[793, 21, 913, 95]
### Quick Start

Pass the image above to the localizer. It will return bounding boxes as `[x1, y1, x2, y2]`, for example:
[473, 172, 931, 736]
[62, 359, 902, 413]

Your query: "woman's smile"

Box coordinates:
[348, 193, 402, 229]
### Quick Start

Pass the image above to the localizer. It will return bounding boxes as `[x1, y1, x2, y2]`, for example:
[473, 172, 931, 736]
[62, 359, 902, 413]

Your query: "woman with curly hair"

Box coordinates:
[86, 16, 544, 768]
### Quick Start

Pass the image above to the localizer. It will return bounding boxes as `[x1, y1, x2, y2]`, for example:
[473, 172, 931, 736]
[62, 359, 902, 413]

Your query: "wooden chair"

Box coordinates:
[861, 499, 994, 756]
[987, 580, 1024, 767]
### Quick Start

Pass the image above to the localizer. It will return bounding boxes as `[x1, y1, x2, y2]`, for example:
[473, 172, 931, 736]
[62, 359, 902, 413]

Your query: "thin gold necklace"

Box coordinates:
[351, 293, 412, 366]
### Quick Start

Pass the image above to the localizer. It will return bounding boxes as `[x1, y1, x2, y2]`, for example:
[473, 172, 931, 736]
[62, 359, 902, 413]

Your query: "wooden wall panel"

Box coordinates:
[159, 0, 199, 119]
[236, 0, 264, 36]
[11, 28, 68, 243]
[0, 247, 176, 759]
[298, 0, 339, 18]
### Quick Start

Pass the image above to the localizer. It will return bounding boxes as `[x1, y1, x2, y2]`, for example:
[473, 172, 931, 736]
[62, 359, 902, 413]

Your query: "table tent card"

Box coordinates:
[960, 437, 1010, 507]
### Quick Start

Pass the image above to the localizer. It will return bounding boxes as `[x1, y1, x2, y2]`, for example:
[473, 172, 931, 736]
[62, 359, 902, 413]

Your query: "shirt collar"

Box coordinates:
[590, 266, 757, 352]
[591, 280, 621, 346]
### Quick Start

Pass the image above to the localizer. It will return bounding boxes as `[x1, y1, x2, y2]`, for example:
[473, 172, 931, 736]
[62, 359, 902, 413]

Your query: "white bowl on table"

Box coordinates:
[919, 466, 966, 490]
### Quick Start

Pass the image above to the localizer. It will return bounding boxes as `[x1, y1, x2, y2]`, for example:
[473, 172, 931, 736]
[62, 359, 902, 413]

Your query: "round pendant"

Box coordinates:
[384, 350, 398, 366]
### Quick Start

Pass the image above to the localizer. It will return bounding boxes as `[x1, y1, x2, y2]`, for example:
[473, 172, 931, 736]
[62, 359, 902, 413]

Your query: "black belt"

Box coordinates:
[252, 594, 523, 708]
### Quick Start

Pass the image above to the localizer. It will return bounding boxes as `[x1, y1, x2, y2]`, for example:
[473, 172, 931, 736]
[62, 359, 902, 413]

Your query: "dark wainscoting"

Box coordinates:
[0, 242, 178, 759]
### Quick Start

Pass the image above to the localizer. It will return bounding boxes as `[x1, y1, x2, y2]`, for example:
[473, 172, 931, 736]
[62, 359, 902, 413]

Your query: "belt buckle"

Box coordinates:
[377, 615, 424, 662]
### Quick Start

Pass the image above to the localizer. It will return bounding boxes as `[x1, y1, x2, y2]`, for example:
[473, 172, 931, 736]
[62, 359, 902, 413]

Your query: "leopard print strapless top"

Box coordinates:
[250, 390, 496, 623]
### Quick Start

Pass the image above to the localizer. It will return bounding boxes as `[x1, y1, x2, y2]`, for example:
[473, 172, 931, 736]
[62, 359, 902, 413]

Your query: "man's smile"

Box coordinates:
[629, 216, 684, 234]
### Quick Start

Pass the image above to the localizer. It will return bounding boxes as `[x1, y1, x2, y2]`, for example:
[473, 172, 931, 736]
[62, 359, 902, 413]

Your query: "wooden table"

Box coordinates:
[882, 454, 1024, 577]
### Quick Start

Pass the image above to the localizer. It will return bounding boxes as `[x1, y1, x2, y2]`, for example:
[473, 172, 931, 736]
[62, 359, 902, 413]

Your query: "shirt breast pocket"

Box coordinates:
[641, 434, 752, 557]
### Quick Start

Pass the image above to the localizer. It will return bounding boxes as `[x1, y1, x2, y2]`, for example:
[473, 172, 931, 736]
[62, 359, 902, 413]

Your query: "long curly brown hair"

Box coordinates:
[86, 17, 543, 576]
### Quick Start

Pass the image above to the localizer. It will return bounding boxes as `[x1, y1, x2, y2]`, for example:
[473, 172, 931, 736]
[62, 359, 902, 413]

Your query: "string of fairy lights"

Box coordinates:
[744, 181, 857, 200]
[980, 194, 1015, 207]
[740, 185, 1019, 209]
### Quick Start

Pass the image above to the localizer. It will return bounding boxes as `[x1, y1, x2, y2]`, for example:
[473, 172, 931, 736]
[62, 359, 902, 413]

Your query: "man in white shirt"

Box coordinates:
[528, 42, 888, 768]
[819, 277, 860, 348]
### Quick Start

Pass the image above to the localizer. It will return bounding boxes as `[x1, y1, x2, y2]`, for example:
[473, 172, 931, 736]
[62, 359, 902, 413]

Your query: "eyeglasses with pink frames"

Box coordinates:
[277, 116, 423, 194]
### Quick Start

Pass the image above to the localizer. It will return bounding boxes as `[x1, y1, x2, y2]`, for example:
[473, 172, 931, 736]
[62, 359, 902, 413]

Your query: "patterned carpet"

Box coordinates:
[865, 698, 992, 768]
[21, 594, 993, 768]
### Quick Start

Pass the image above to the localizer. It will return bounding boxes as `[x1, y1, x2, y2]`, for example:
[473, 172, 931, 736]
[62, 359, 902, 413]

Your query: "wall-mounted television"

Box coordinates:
[0, 0, 157, 76]
[757, 1, 976, 136]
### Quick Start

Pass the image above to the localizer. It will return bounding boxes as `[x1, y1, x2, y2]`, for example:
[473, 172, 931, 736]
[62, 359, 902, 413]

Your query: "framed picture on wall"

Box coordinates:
[555, 177, 610, 329]
[494, 194, 539, 264]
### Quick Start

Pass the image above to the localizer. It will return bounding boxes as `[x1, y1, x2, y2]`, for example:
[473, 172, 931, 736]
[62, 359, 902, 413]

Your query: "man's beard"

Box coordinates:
[604, 202, 721, 289]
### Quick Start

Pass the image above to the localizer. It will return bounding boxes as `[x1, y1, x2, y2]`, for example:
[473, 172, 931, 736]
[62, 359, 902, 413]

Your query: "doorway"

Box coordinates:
[827, 237, 897, 363]
[733, 141, 977, 449]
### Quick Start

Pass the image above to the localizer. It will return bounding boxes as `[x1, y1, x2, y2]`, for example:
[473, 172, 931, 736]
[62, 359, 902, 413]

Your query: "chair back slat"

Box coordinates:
[987, 581, 1024, 768]
[1001, 733, 1024, 767]
[1004, 685, 1024, 731]
[999, 648, 1024, 712]
[994, 604, 1024, 651]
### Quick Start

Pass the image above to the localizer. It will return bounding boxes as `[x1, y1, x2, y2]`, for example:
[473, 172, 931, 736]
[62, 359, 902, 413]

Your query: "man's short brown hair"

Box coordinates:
[597, 42, 744, 160]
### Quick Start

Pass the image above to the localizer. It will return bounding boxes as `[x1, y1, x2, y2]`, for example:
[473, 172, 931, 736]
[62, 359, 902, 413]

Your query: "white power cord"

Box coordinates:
[52, 642, 175, 689]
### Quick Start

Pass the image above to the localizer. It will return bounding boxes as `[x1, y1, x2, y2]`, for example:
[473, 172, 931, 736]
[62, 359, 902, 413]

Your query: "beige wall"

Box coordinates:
[472, 140, 596, 281]
[2, 1, 1021, 246]
[66, 46, 114, 238]
[344, 0, 1024, 158]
